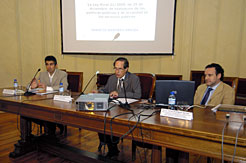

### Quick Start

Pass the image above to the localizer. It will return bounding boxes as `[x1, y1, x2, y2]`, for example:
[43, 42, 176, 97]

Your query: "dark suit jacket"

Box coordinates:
[99, 72, 141, 99]
[194, 82, 235, 106]
[38, 69, 68, 91]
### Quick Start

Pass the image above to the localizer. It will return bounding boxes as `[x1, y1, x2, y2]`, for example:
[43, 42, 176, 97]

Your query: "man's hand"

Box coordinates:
[38, 82, 46, 90]
[30, 78, 38, 89]
[110, 91, 118, 98]
[92, 90, 98, 93]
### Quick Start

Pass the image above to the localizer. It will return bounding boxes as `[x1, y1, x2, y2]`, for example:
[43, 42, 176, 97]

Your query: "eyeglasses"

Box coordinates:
[113, 67, 125, 71]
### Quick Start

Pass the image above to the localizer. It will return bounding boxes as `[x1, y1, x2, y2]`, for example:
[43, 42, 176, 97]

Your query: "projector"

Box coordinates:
[75, 93, 109, 111]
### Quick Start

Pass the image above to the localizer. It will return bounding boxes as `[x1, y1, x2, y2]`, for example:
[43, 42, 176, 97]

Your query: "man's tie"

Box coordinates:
[200, 88, 213, 105]
[117, 79, 122, 92]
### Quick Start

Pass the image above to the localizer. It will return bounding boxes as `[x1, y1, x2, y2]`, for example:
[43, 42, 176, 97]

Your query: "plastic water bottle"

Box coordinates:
[168, 91, 176, 110]
[59, 83, 64, 95]
[14, 79, 18, 95]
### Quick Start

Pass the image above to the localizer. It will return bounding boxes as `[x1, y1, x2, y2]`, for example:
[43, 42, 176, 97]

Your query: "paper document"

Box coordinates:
[35, 90, 58, 95]
[160, 109, 193, 120]
[112, 98, 138, 105]
[54, 95, 73, 102]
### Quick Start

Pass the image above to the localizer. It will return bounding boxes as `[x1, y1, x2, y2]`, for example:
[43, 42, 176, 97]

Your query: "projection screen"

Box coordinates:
[61, 0, 176, 55]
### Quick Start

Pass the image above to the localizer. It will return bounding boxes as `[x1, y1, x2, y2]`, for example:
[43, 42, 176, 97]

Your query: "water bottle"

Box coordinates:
[14, 79, 18, 95]
[59, 83, 64, 95]
[168, 91, 176, 110]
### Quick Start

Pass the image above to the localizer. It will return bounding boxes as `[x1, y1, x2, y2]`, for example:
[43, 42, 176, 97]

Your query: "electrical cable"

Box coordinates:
[110, 112, 140, 144]
[127, 110, 145, 163]
[222, 114, 230, 163]
[231, 121, 244, 163]
[102, 102, 117, 155]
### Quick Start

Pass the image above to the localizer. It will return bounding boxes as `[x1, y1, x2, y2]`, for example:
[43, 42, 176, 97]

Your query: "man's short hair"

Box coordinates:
[205, 63, 224, 81]
[113, 57, 129, 69]
[45, 56, 57, 65]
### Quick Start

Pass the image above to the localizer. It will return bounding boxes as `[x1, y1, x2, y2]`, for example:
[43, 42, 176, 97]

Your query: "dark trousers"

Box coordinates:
[98, 133, 119, 151]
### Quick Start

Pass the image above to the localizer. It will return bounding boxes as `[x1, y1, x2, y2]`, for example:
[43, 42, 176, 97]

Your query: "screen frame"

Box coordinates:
[60, 0, 177, 55]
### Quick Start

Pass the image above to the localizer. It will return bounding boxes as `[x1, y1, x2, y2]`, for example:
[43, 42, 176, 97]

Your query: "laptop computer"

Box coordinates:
[155, 80, 195, 106]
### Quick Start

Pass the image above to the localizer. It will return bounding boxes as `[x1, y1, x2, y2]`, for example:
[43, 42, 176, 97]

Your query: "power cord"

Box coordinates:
[222, 113, 230, 162]
[102, 102, 117, 155]
[231, 116, 246, 163]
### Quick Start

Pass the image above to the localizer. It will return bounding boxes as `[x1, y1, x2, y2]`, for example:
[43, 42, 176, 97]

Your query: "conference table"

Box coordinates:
[0, 88, 246, 162]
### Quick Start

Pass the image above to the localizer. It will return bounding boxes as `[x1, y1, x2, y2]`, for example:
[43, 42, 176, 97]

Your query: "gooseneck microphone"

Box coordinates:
[79, 71, 100, 95]
[24, 68, 41, 96]
[120, 79, 131, 109]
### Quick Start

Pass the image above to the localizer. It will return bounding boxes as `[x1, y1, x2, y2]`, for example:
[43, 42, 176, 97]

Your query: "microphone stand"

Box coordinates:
[79, 71, 99, 96]
[120, 79, 130, 109]
[24, 68, 41, 96]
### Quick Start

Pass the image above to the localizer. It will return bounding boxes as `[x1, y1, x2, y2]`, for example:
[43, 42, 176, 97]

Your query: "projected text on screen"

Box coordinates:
[75, 0, 157, 41]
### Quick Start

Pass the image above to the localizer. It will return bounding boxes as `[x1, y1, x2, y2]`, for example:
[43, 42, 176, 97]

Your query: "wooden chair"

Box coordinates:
[63, 71, 83, 135]
[235, 78, 246, 105]
[132, 73, 157, 161]
[156, 74, 182, 80]
[67, 71, 83, 92]
[152, 74, 183, 100]
[135, 73, 156, 99]
[190, 70, 204, 91]
[96, 73, 113, 89]
[223, 77, 239, 95]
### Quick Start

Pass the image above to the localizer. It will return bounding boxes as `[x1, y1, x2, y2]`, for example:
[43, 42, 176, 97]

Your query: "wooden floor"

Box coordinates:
[0, 112, 166, 163]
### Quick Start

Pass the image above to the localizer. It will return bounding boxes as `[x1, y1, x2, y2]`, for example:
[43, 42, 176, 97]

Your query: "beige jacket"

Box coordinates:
[194, 82, 235, 106]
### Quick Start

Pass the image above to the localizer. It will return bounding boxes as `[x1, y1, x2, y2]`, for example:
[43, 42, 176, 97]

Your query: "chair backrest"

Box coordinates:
[96, 73, 113, 89]
[152, 74, 182, 100]
[223, 77, 238, 95]
[237, 78, 246, 97]
[67, 71, 83, 92]
[156, 74, 182, 80]
[190, 70, 204, 91]
[235, 78, 246, 105]
[135, 73, 156, 99]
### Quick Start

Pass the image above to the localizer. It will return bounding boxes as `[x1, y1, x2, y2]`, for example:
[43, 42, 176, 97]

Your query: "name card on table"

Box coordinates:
[54, 95, 73, 103]
[2, 89, 15, 95]
[160, 109, 193, 120]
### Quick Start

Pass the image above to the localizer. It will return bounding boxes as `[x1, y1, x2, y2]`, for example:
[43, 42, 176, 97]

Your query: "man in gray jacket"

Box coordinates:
[98, 57, 141, 158]
[99, 57, 141, 99]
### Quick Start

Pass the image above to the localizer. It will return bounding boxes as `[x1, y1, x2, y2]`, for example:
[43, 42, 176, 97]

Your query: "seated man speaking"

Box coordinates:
[97, 57, 141, 157]
[194, 63, 235, 106]
[98, 57, 141, 99]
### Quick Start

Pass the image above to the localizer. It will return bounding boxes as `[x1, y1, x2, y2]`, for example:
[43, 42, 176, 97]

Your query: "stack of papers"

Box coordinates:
[111, 98, 138, 104]
[53, 95, 73, 102]
[35, 90, 57, 95]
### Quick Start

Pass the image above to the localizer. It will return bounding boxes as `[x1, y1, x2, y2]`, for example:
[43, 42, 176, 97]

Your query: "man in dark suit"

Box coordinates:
[98, 57, 141, 158]
[99, 57, 141, 99]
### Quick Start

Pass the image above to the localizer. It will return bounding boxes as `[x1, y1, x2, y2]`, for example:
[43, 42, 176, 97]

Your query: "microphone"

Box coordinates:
[80, 71, 100, 95]
[24, 68, 41, 96]
[113, 33, 120, 41]
[120, 79, 131, 109]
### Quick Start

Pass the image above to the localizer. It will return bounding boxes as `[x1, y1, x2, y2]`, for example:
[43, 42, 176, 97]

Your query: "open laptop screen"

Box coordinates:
[155, 80, 195, 106]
